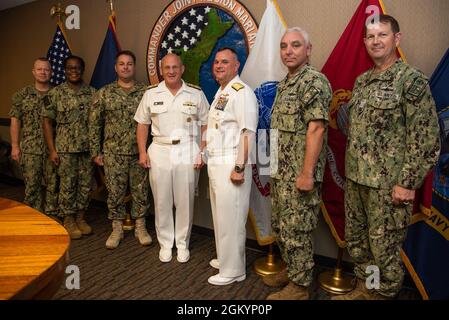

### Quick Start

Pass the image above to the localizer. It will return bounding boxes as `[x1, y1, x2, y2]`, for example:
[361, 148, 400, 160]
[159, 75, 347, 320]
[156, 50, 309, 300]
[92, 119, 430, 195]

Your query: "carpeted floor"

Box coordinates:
[0, 182, 421, 300]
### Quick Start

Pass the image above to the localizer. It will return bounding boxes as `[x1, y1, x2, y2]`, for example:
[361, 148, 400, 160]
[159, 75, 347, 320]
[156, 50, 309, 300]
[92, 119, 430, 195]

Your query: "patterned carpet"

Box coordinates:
[0, 181, 421, 300]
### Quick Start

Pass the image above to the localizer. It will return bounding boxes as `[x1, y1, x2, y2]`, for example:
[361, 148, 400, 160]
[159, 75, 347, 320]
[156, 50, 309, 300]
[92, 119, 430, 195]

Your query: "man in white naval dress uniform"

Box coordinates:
[134, 53, 209, 263]
[206, 47, 259, 286]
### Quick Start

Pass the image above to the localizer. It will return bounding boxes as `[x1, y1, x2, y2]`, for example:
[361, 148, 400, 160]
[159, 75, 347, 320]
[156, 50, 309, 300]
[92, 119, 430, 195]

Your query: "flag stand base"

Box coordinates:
[123, 213, 135, 231]
[319, 247, 355, 294]
[254, 244, 286, 276]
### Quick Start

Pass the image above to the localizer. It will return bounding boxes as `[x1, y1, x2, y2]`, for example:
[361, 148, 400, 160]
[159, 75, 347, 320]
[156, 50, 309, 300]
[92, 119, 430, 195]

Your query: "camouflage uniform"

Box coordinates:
[270, 64, 332, 287]
[44, 155, 59, 216]
[42, 82, 95, 217]
[89, 82, 150, 220]
[9, 86, 59, 214]
[345, 60, 440, 297]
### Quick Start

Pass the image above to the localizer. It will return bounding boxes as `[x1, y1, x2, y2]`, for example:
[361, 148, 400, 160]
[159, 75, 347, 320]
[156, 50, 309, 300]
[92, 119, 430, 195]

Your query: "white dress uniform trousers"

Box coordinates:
[206, 76, 258, 277]
[134, 80, 209, 251]
[149, 141, 198, 250]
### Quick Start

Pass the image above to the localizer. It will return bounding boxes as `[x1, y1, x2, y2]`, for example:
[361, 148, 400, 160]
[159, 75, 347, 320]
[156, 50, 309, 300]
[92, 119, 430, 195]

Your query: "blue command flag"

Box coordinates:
[90, 13, 121, 89]
[402, 48, 449, 300]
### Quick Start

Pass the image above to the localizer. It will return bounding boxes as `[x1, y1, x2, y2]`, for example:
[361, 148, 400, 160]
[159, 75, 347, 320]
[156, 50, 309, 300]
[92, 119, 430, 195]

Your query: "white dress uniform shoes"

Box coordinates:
[207, 273, 246, 286]
[159, 248, 172, 262]
[209, 258, 219, 269]
[177, 248, 190, 263]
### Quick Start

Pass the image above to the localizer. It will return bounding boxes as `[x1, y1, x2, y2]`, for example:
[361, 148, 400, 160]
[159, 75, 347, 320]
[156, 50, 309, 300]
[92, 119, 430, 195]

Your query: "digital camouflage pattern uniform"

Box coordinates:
[270, 64, 332, 287]
[89, 82, 150, 220]
[42, 82, 95, 217]
[9, 85, 59, 214]
[345, 60, 440, 297]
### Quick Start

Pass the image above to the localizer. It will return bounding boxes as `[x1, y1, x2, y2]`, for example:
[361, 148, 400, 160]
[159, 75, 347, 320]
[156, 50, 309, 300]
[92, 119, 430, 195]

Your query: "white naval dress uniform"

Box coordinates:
[206, 75, 258, 278]
[134, 80, 209, 252]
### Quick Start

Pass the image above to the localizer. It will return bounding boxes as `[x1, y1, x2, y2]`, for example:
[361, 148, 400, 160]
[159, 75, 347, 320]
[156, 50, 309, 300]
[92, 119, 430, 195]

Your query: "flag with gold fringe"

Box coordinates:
[402, 48, 449, 300]
[46, 21, 72, 86]
[240, 0, 287, 245]
[320, 0, 405, 247]
[90, 11, 121, 89]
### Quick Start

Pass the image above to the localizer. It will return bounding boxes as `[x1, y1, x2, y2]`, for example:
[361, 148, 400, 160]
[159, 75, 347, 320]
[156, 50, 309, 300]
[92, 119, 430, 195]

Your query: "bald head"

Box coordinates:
[161, 53, 185, 88]
[161, 53, 183, 69]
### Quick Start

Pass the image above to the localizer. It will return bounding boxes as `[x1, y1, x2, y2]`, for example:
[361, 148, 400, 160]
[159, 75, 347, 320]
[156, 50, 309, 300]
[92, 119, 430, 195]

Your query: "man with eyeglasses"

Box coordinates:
[333, 14, 440, 300]
[43, 55, 96, 239]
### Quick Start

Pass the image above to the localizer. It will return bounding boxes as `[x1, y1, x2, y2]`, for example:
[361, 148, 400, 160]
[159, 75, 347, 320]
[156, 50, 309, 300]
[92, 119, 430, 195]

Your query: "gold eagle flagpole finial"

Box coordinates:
[50, 3, 66, 24]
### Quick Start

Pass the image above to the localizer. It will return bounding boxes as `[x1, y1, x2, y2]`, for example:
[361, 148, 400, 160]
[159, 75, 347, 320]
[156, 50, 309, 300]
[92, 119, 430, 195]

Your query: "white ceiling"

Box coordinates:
[0, 0, 36, 11]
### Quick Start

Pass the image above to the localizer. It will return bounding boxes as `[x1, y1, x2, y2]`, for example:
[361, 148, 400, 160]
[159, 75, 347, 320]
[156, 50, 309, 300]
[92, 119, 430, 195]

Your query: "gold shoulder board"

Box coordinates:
[232, 83, 245, 91]
[186, 83, 202, 90]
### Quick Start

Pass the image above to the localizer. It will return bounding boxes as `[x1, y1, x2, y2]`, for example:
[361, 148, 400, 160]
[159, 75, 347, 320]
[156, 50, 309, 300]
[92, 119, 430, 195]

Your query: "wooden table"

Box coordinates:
[0, 198, 70, 299]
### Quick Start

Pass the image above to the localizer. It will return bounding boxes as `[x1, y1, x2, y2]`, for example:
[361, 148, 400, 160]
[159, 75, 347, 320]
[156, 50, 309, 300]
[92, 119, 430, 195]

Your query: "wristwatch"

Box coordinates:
[234, 165, 245, 174]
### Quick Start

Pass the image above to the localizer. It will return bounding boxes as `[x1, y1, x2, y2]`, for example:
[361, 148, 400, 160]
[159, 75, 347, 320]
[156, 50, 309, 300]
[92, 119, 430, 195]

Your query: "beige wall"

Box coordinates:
[1, 0, 449, 119]
[1, 0, 448, 259]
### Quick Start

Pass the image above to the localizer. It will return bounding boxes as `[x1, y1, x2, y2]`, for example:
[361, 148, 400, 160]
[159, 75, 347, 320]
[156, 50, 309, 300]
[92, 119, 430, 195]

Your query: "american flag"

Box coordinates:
[159, 6, 211, 56]
[46, 23, 72, 86]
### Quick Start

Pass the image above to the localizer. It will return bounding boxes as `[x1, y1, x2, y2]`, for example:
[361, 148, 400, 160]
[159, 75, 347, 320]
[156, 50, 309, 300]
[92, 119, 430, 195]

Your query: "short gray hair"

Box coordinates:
[284, 27, 310, 46]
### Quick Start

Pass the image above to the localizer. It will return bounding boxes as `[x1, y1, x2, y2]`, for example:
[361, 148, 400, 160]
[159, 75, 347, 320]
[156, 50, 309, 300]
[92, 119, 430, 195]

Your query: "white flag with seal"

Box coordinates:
[240, 0, 287, 245]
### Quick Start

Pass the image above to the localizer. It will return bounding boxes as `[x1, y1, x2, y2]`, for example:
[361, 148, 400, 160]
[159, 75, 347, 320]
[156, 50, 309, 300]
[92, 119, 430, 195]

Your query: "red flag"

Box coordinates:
[321, 0, 403, 247]
[412, 171, 434, 218]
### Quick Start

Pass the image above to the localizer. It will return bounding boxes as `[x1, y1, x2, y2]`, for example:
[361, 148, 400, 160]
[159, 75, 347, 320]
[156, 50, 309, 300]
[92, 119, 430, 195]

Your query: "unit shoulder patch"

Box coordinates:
[301, 86, 320, 105]
[232, 83, 245, 91]
[405, 76, 427, 101]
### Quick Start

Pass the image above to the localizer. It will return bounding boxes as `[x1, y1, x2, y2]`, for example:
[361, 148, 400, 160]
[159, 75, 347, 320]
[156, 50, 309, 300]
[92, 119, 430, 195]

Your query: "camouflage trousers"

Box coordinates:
[20, 153, 44, 211]
[44, 158, 59, 216]
[271, 179, 321, 287]
[20, 153, 59, 214]
[345, 179, 411, 297]
[58, 152, 93, 217]
[103, 153, 150, 220]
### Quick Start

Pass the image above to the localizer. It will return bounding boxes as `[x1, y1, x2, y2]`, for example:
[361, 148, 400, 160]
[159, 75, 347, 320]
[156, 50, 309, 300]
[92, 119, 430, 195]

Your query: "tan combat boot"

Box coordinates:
[106, 220, 124, 249]
[75, 210, 92, 235]
[135, 217, 152, 246]
[262, 269, 289, 287]
[266, 281, 310, 300]
[331, 278, 370, 300]
[63, 215, 82, 239]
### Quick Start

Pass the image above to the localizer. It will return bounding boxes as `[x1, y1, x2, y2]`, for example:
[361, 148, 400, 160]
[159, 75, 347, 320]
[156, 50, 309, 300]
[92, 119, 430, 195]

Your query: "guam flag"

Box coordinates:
[240, 0, 287, 245]
[402, 49, 449, 300]
[90, 12, 121, 89]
